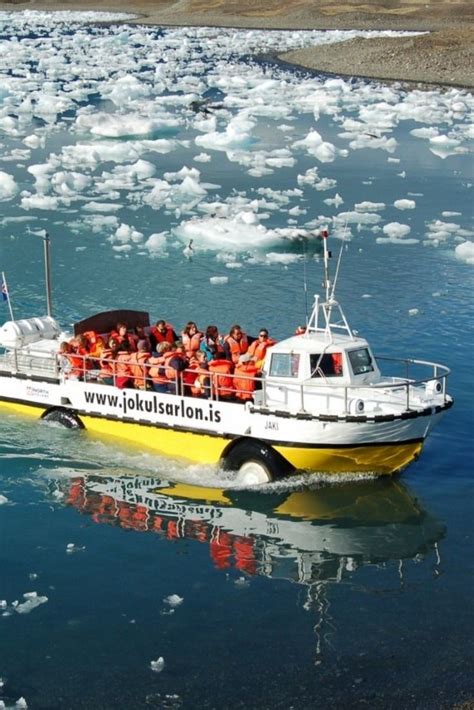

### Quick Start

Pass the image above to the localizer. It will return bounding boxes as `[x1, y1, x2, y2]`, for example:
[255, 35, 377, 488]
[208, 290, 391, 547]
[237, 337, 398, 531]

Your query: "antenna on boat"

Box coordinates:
[29, 229, 53, 317]
[302, 233, 309, 325]
[321, 229, 331, 301]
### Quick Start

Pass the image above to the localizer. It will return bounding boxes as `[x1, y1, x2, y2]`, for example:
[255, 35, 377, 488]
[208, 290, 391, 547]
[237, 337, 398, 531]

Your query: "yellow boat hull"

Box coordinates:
[0, 399, 423, 476]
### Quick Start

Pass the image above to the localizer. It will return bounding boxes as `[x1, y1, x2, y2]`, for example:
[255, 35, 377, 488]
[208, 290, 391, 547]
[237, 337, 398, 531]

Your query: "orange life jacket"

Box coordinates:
[163, 351, 187, 381]
[128, 351, 150, 389]
[149, 323, 176, 346]
[148, 355, 168, 385]
[181, 331, 202, 359]
[208, 359, 234, 398]
[233, 362, 258, 400]
[224, 333, 249, 365]
[184, 362, 210, 396]
[247, 337, 276, 370]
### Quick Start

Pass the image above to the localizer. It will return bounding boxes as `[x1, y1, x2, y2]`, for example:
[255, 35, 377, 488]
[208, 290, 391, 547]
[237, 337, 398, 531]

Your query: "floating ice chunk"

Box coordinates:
[335, 211, 382, 225]
[150, 657, 165, 673]
[195, 112, 256, 151]
[210, 276, 229, 284]
[83, 202, 121, 213]
[324, 193, 344, 207]
[0, 171, 19, 201]
[394, 199, 416, 210]
[111, 223, 144, 244]
[408, 308, 419, 316]
[234, 576, 250, 588]
[20, 195, 59, 211]
[455, 241, 474, 265]
[292, 130, 337, 162]
[194, 152, 212, 163]
[51, 171, 92, 196]
[145, 232, 168, 257]
[442, 211, 461, 217]
[355, 201, 385, 212]
[410, 127, 439, 139]
[66, 543, 85, 554]
[23, 134, 44, 149]
[0, 600, 7, 608]
[0, 494, 8, 505]
[100, 75, 150, 106]
[383, 223, 411, 239]
[14, 592, 48, 614]
[77, 112, 178, 139]
[163, 594, 183, 607]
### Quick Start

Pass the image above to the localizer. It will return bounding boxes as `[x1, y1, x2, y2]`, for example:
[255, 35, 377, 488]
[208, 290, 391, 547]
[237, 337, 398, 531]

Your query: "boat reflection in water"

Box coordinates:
[58, 474, 445, 662]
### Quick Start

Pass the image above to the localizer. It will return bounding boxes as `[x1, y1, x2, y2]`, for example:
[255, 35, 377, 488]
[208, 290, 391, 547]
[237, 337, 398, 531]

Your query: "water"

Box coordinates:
[0, 13, 473, 708]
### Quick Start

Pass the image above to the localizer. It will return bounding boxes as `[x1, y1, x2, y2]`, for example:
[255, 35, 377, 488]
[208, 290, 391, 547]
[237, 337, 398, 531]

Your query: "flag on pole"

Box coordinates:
[1, 271, 15, 321]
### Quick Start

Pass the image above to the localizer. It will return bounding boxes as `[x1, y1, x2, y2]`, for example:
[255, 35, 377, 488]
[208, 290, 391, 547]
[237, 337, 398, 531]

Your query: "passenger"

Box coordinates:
[200, 325, 225, 362]
[233, 353, 258, 402]
[181, 321, 203, 359]
[149, 320, 178, 351]
[294, 325, 306, 335]
[69, 335, 93, 379]
[208, 357, 234, 400]
[185, 350, 210, 398]
[99, 337, 120, 385]
[58, 341, 76, 378]
[128, 340, 151, 390]
[163, 342, 188, 395]
[223, 325, 252, 365]
[133, 325, 151, 353]
[110, 322, 137, 352]
[246, 328, 276, 372]
[148, 342, 172, 393]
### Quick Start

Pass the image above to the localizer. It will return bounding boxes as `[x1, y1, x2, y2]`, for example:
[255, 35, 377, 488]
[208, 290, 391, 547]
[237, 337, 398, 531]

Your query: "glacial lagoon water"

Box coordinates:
[0, 12, 473, 708]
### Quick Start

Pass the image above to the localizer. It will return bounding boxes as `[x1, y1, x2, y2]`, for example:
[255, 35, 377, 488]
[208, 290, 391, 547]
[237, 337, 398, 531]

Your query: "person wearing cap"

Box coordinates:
[128, 339, 151, 390]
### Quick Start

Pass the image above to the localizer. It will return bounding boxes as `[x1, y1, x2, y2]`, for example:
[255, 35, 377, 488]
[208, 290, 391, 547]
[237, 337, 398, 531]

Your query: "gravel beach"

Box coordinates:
[0, 0, 473, 88]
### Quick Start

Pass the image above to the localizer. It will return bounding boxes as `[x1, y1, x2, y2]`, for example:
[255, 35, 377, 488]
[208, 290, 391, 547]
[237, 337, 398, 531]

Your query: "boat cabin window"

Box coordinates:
[310, 353, 343, 378]
[269, 352, 300, 378]
[348, 348, 374, 375]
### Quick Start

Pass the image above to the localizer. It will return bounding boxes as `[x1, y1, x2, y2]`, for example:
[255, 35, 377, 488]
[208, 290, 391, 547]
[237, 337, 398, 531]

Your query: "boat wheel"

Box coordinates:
[41, 408, 84, 429]
[222, 439, 293, 485]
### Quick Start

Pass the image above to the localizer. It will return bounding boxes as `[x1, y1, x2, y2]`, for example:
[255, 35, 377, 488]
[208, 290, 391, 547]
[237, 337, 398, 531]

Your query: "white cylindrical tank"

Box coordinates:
[0, 317, 61, 348]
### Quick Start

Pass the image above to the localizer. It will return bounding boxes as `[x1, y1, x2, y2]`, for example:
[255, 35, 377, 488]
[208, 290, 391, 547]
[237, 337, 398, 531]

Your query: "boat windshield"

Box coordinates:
[310, 353, 343, 378]
[348, 348, 374, 375]
[269, 352, 300, 378]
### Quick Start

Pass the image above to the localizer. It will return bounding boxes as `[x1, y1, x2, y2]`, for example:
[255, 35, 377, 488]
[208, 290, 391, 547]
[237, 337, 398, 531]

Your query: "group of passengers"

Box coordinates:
[58, 320, 277, 401]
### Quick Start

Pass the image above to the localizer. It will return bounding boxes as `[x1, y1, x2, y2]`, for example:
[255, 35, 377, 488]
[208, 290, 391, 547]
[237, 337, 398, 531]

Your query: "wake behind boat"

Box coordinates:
[0, 232, 452, 485]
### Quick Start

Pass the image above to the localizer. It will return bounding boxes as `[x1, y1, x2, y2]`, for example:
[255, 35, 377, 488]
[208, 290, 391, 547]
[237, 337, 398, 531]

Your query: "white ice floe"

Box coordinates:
[292, 129, 337, 163]
[0, 171, 18, 201]
[210, 276, 229, 284]
[376, 222, 419, 245]
[455, 241, 474, 265]
[355, 201, 385, 212]
[394, 199, 416, 210]
[12, 592, 48, 614]
[0, 494, 8, 505]
[150, 657, 165, 673]
[145, 232, 169, 257]
[163, 594, 183, 607]
[408, 308, 419, 316]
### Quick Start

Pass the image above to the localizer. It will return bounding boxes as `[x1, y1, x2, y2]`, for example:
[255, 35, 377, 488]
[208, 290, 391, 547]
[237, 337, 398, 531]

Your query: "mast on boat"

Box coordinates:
[304, 230, 354, 342]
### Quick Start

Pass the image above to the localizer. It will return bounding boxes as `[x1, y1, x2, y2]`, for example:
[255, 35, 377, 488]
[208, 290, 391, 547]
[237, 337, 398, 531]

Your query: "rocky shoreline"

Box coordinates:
[0, 0, 473, 89]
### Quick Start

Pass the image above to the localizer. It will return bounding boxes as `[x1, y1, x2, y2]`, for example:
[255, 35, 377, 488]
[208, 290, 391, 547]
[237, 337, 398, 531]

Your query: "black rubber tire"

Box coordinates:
[41, 408, 84, 429]
[222, 439, 293, 483]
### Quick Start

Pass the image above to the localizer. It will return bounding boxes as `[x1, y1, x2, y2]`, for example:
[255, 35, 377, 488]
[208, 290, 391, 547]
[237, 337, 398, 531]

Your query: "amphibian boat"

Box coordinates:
[0, 234, 452, 484]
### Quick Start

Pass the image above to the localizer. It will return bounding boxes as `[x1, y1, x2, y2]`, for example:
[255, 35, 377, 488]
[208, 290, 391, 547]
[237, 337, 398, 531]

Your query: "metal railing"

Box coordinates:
[1, 347, 451, 415]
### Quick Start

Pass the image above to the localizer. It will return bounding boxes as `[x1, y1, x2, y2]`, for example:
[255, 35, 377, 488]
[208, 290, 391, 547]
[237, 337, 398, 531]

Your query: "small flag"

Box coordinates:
[1, 281, 8, 302]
